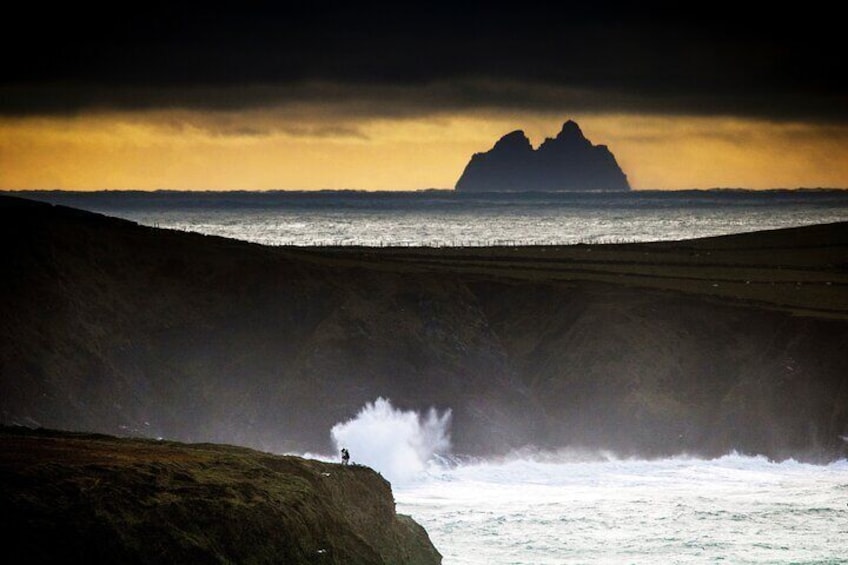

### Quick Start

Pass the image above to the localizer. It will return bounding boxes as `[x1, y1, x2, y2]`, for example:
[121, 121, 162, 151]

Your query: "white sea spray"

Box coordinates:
[330, 397, 451, 485]
[315, 398, 848, 563]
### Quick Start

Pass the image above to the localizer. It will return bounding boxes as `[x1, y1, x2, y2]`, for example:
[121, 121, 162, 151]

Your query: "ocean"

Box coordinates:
[328, 399, 848, 564]
[14, 189, 848, 247]
[395, 453, 848, 564]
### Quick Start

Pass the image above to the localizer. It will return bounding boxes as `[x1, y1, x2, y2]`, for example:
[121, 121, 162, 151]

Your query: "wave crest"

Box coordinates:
[331, 397, 451, 484]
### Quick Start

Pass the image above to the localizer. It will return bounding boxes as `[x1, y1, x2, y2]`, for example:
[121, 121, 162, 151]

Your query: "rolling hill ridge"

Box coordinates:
[2, 195, 847, 461]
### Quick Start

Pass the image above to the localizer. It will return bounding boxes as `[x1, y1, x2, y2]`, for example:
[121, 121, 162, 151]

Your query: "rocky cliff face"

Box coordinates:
[0, 427, 442, 564]
[455, 120, 630, 192]
[1, 196, 847, 461]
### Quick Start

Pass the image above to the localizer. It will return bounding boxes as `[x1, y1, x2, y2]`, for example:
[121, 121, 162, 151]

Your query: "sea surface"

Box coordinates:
[394, 454, 848, 565]
[326, 399, 848, 565]
[14, 189, 848, 247]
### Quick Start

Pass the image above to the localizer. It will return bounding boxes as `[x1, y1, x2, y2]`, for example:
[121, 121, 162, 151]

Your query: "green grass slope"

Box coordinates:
[296, 220, 848, 320]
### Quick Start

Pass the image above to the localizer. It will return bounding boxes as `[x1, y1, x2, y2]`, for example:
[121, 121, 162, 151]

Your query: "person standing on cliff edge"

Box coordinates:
[341, 448, 350, 465]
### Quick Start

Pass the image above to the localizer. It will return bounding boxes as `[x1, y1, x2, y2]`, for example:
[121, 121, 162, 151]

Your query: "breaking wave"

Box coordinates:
[330, 397, 451, 485]
[315, 399, 848, 563]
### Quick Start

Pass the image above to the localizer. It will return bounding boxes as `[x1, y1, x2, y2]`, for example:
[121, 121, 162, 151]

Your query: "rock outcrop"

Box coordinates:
[455, 120, 630, 192]
[0, 427, 442, 565]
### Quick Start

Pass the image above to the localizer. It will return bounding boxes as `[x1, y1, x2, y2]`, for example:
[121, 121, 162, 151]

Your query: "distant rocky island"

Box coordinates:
[455, 120, 630, 192]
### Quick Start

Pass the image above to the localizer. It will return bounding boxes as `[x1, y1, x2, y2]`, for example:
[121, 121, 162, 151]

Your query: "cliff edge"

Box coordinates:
[0, 427, 441, 564]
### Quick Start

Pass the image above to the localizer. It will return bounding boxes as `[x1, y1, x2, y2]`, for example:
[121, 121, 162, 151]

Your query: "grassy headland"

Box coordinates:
[0, 426, 441, 564]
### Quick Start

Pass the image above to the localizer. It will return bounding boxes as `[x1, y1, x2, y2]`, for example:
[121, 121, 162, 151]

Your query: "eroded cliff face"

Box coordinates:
[0, 427, 442, 564]
[1, 196, 846, 461]
[455, 120, 630, 192]
[470, 281, 848, 459]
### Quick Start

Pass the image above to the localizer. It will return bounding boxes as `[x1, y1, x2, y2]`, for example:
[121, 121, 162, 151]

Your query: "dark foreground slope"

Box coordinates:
[0, 427, 440, 565]
[1, 195, 847, 460]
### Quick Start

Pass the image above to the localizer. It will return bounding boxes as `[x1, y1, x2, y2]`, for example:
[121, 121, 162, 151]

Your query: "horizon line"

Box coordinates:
[4, 187, 848, 194]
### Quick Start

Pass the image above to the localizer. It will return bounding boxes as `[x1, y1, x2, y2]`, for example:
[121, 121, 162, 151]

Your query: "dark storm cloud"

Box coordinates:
[2, 2, 844, 121]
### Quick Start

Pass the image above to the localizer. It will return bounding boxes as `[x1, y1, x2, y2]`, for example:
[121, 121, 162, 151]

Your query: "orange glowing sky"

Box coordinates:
[2, 110, 847, 191]
[2, 5, 846, 191]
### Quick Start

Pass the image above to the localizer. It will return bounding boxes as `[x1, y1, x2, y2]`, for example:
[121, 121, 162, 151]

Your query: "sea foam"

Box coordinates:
[395, 452, 848, 564]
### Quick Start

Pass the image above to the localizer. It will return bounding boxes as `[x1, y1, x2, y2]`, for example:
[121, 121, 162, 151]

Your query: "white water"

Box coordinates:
[324, 399, 848, 564]
[397, 455, 848, 564]
[330, 397, 451, 484]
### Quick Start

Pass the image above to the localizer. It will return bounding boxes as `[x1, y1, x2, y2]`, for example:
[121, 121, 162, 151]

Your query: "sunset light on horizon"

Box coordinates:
[3, 111, 847, 191]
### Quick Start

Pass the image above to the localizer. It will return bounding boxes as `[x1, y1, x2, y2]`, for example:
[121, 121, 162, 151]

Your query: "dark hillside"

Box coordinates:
[2, 195, 847, 460]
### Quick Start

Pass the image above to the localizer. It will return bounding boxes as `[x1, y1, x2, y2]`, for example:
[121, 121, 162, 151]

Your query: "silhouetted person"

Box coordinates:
[341, 448, 350, 465]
